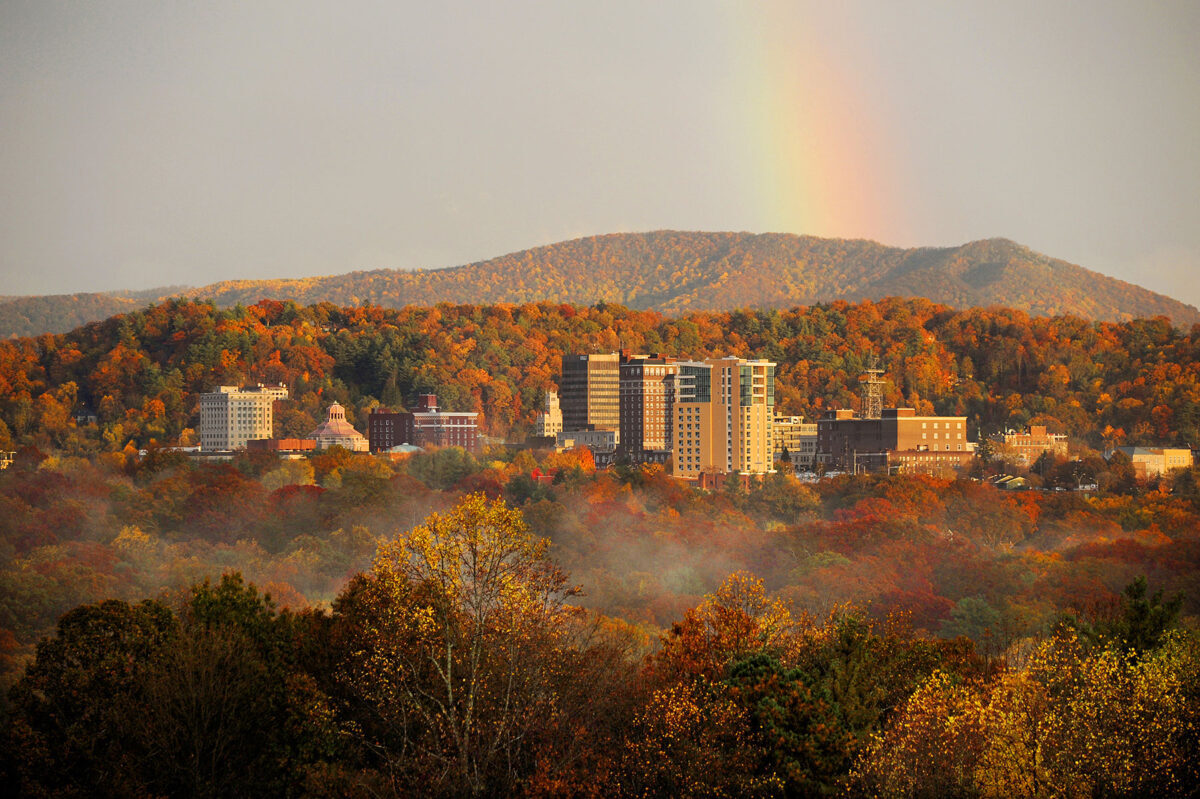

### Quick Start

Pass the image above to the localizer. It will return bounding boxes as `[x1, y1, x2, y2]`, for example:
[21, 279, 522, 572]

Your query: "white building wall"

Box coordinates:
[198, 384, 288, 451]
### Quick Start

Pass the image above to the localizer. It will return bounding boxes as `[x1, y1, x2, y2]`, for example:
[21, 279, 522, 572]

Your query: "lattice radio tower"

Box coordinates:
[861, 355, 885, 419]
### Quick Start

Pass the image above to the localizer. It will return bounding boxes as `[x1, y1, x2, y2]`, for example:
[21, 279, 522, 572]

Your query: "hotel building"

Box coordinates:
[672, 357, 776, 479]
[198, 384, 288, 451]
[619, 354, 679, 464]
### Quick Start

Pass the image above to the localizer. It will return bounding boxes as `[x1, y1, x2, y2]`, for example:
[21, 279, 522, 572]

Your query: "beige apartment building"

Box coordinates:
[198, 384, 288, 451]
[672, 357, 776, 480]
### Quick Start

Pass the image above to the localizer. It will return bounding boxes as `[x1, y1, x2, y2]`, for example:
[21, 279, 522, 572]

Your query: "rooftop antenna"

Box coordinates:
[861, 354, 885, 420]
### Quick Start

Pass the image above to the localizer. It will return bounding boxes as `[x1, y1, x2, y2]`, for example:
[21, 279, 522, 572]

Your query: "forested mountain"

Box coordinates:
[0, 286, 187, 339]
[4, 232, 1196, 337]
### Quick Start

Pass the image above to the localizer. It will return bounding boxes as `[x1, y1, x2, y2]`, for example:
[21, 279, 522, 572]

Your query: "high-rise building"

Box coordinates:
[560, 353, 620, 433]
[672, 357, 776, 479]
[534, 390, 563, 438]
[619, 354, 678, 463]
[198, 384, 288, 451]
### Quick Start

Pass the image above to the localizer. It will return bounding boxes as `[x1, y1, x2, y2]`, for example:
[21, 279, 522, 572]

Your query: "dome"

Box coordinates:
[309, 404, 369, 451]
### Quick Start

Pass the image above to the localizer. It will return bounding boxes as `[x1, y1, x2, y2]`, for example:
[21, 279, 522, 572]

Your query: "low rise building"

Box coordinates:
[310, 403, 369, 452]
[556, 429, 618, 453]
[817, 407, 975, 476]
[247, 438, 316, 453]
[1108, 446, 1194, 479]
[995, 425, 1068, 467]
[368, 395, 480, 453]
[773, 415, 818, 469]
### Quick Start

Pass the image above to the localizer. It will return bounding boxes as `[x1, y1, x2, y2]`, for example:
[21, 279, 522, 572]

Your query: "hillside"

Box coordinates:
[0, 286, 190, 339]
[3, 232, 1196, 337]
[3, 296, 1198, 456]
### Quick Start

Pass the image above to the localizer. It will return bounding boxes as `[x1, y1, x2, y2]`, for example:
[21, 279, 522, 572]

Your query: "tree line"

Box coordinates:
[2, 297, 1199, 455]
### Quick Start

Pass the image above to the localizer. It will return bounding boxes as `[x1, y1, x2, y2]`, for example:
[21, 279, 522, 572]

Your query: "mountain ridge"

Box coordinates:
[3, 231, 1196, 337]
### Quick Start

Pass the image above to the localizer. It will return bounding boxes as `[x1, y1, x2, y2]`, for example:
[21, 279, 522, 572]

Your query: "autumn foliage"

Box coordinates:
[2, 296, 1200, 794]
[3, 495, 1195, 796]
[2, 297, 1200, 454]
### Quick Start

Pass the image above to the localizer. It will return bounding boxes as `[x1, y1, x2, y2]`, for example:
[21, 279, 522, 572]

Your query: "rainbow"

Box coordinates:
[726, 6, 909, 243]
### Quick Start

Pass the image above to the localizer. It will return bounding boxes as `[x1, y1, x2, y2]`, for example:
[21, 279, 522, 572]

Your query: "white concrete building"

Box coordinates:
[198, 384, 288, 451]
[535, 390, 564, 438]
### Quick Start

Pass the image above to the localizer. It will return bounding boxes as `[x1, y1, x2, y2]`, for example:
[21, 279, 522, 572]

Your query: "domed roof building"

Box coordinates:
[309, 403, 369, 452]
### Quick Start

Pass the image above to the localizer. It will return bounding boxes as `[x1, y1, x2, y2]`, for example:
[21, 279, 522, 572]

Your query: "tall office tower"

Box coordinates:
[560, 353, 620, 433]
[672, 357, 775, 479]
[534, 390, 563, 438]
[198, 384, 289, 451]
[618, 354, 679, 463]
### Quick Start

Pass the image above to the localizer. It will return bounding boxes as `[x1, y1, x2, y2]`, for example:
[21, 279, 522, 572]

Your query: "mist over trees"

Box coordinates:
[3, 493, 1197, 796]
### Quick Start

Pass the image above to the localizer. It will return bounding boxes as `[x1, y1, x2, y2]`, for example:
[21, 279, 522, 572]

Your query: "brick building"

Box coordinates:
[817, 407, 974, 475]
[619, 353, 679, 464]
[996, 425, 1068, 467]
[368, 395, 480, 453]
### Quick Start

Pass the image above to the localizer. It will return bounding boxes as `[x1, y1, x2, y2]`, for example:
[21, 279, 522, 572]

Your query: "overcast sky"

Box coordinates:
[2, 1, 1198, 308]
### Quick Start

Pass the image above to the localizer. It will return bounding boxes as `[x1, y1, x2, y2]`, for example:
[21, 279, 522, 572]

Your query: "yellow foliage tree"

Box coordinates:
[336, 493, 595, 796]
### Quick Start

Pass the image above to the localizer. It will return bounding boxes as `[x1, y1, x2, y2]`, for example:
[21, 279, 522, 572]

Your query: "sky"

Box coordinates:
[2, 1, 1198, 308]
